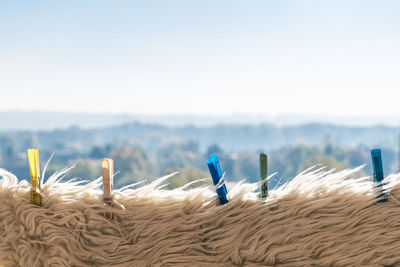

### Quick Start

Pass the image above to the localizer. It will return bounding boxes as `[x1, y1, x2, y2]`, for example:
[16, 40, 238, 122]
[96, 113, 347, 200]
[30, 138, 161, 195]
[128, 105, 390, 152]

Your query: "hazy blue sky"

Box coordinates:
[1, 1, 399, 116]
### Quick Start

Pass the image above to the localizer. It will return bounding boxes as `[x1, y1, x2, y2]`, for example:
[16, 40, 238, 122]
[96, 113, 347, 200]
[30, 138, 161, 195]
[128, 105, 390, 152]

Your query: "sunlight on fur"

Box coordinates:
[1, 166, 400, 266]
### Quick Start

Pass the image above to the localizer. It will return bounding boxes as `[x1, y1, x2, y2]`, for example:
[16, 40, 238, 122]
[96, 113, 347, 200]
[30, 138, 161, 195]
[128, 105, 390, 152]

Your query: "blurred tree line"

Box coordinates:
[0, 132, 398, 189]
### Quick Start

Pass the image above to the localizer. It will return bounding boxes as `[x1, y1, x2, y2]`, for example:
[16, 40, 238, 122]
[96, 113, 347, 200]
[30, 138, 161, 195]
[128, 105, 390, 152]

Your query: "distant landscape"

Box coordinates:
[0, 111, 399, 189]
[2, 111, 400, 130]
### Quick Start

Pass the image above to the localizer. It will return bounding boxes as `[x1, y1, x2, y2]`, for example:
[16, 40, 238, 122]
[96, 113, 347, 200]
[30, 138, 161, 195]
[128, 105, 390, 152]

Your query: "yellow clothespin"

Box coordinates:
[27, 149, 41, 206]
[102, 158, 114, 207]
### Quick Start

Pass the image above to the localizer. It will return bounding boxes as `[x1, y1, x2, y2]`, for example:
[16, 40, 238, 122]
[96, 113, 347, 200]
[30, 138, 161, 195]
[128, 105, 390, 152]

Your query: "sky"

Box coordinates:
[1, 0, 400, 116]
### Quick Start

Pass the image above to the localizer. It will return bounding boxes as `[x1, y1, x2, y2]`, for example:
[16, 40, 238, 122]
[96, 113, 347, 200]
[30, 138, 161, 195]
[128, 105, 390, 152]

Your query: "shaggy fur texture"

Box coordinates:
[1, 166, 400, 266]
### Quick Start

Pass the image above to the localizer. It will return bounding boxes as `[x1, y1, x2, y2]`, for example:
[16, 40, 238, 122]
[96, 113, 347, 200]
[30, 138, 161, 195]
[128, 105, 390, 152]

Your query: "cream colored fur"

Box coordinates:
[1, 166, 400, 266]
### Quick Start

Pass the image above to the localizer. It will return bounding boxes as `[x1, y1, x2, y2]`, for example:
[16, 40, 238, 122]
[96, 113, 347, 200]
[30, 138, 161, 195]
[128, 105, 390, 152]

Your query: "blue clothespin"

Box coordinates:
[371, 148, 387, 203]
[207, 154, 229, 205]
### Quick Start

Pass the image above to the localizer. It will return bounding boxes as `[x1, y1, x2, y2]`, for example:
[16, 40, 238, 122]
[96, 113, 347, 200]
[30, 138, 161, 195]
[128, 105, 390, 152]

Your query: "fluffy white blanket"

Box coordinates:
[1, 166, 399, 266]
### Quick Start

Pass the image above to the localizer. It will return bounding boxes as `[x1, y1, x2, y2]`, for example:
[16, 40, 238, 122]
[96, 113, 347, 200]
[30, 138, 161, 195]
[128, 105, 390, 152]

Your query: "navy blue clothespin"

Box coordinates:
[371, 148, 387, 203]
[207, 154, 229, 205]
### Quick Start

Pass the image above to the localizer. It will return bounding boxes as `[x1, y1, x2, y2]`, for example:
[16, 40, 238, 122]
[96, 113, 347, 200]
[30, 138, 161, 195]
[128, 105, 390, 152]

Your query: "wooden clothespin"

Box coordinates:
[102, 158, 114, 207]
[102, 158, 114, 218]
[259, 152, 268, 198]
[27, 149, 41, 206]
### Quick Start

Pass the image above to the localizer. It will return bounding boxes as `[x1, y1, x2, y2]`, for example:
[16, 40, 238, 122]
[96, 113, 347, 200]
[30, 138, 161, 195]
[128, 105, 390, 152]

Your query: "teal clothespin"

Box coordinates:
[259, 153, 268, 198]
[371, 148, 387, 203]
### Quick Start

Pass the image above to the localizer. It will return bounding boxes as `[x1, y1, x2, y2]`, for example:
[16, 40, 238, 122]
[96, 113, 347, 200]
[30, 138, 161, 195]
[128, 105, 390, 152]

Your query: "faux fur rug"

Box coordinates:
[1, 166, 400, 266]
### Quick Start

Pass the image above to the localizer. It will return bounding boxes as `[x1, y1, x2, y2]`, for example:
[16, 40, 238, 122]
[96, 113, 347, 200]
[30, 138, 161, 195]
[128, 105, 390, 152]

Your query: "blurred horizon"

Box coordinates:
[1, 111, 399, 190]
[1, 110, 400, 131]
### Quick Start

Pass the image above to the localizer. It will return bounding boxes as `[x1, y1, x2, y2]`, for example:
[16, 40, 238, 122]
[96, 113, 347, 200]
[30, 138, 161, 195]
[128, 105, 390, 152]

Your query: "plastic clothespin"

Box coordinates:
[102, 158, 114, 207]
[27, 149, 41, 206]
[207, 154, 229, 205]
[371, 148, 387, 203]
[259, 153, 268, 198]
